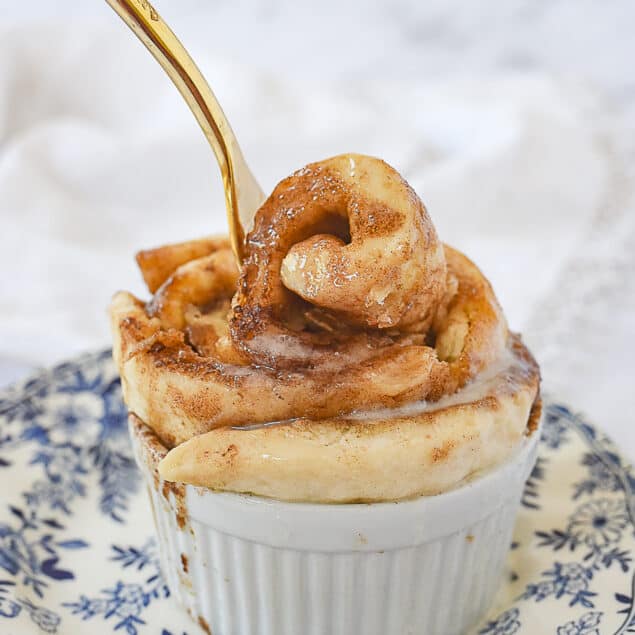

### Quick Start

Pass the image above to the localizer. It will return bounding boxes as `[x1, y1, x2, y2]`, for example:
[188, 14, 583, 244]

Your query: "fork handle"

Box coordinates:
[105, 0, 265, 264]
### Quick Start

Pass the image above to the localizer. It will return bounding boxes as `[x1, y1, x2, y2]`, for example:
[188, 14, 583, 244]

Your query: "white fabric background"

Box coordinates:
[1, 1, 634, 453]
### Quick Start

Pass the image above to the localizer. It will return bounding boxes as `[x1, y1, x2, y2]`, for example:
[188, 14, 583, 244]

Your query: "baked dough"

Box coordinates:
[111, 154, 540, 502]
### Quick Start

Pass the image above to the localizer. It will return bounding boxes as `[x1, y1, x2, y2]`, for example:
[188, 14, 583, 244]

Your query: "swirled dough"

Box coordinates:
[111, 154, 540, 502]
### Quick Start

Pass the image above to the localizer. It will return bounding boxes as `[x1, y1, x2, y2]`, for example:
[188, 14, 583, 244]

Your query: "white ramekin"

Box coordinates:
[130, 420, 540, 635]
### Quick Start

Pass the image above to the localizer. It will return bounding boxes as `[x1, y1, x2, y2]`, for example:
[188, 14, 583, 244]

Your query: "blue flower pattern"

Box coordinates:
[0, 351, 157, 633]
[2, 353, 635, 633]
[484, 404, 635, 633]
[479, 608, 521, 634]
[557, 611, 602, 635]
[0, 579, 62, 633]
[64, 541, 168, 634]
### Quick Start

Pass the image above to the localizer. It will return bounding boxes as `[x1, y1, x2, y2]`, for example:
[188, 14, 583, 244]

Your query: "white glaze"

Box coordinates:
[232, 346, 521, 431]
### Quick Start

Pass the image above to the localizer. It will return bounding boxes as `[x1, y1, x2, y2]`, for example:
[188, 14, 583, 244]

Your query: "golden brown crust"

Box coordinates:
[111, 153, 541, 501]
[151, 339, 540, 502]
[111, 245, 509, 446]
[146, 249, 238, 330]
[136, 236, 230, 294]
[231, 154, 448, 369]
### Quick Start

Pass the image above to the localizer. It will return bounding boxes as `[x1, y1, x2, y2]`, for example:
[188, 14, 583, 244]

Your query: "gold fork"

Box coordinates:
[105, 0, 265, 265]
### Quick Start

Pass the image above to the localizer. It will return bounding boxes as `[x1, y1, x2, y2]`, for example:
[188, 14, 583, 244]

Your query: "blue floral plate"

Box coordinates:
[1, 351, 634, 635]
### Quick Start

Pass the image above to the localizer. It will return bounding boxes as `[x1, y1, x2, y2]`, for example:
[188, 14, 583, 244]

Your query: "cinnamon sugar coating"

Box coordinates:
[111, 154, 540, 501]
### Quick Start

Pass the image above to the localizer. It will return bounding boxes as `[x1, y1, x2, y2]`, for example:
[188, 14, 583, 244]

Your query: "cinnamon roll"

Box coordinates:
[111, 154, 540, 503]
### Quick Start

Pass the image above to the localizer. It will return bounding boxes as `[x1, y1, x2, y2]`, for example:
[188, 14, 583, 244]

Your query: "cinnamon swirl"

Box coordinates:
[111, 153, 540, 503]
